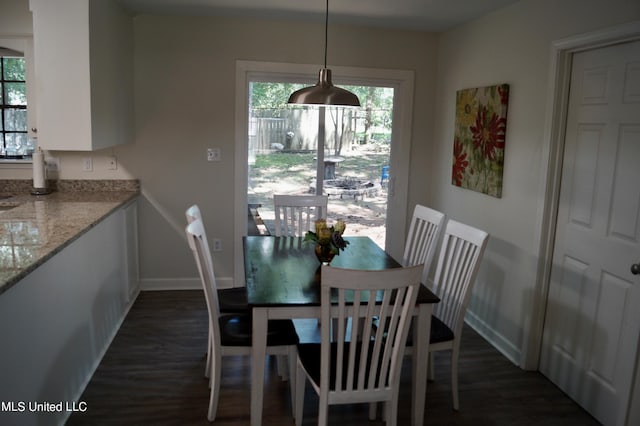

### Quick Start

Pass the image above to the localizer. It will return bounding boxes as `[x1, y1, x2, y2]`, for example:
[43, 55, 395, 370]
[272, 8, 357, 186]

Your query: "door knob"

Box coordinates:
[632, 263, 640, 275]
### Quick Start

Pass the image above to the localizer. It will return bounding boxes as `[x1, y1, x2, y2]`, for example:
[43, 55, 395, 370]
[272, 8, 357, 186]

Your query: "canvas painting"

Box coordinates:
[452, 84, 509, 198]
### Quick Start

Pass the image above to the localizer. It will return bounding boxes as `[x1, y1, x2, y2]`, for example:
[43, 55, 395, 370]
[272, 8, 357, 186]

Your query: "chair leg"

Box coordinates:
[386, 399, 398, 426]
[318, 393, 329, 426]
[288, 346, 297, 416]
[277, 354, 289, 381]
[428, 351, 435, 381]
[205, 329, 212, 379]
[451, 348, 460, 411]
[208, 352, 221, 421]
[368, 402, 377, 420]
[294, 360, 306, 426]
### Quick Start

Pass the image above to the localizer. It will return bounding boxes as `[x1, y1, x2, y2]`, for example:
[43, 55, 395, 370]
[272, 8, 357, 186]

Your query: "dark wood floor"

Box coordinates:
[67, 290, 599, 425]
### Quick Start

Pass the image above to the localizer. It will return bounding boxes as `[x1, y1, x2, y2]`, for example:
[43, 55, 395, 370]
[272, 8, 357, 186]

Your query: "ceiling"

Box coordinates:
[118, 0, 521, 32]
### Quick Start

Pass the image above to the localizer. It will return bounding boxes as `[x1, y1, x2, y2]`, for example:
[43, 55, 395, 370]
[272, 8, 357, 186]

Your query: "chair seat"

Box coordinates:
[406, 315, 454, 346]
[219, 314, 299, 347]
[218, 287, 249, 313]
[298, 342, 384, 390]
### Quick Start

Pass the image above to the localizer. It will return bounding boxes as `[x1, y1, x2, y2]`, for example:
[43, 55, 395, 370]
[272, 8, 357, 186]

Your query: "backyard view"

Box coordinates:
[247, 82, 394, 248]
[248, 143, 390, 247]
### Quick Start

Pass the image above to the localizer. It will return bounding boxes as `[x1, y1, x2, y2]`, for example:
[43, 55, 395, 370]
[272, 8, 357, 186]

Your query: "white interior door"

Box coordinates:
[540, 40, 640, 426]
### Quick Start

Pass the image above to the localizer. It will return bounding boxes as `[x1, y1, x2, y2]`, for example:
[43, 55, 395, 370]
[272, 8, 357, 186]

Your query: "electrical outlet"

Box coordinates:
[82, 157, 93, 172]
[107, 156, 118, 170]
[207, 148, 221, 162]
[46, 157, 60, 172]
[212, 238, 222, 252]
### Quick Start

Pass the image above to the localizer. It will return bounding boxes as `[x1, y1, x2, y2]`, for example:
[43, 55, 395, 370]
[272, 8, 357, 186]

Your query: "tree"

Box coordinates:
[328, 107, 355, 156]
[248, 82, 394, 154]
[1, 57, 27, 104]
[250, 82, 303, 118]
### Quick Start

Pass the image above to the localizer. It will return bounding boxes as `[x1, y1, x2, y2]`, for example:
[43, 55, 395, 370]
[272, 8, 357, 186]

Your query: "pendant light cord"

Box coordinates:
[324, 0, 328, 68]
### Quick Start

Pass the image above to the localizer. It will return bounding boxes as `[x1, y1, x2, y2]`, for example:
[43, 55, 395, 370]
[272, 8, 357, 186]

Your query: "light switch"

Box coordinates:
[207, 148, 221, 162]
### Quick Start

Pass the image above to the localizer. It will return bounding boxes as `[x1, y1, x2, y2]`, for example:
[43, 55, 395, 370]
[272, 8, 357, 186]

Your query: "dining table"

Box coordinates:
[243, 235, 439, 426]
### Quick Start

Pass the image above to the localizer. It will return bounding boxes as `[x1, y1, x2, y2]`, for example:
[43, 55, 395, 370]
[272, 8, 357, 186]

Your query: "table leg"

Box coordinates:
[412, 304, 433, 426]
[251, 308, 268, 426]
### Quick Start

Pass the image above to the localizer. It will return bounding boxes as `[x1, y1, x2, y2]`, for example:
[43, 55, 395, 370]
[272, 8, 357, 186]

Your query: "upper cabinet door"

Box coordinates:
[29, 0, 133, 151]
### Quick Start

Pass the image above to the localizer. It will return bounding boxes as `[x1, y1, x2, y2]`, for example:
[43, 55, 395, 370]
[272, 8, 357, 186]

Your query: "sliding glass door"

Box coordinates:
[234, 61, 415, 284]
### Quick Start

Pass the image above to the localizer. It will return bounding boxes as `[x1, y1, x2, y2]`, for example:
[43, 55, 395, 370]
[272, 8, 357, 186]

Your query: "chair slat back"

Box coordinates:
[186, 219, 222, 346]
[431, 219, 488, 339]
[274, 194, 328, 237]
[402, 205, 445, 281]
[320, 264, 422, 400]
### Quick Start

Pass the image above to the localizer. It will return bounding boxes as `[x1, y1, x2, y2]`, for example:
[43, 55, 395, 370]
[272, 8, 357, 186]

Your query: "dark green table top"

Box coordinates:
[243, 236, 439, 307]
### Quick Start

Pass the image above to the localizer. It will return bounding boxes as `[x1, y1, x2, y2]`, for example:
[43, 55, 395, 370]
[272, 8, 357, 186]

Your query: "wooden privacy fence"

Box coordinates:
[249, 110, 357, 155]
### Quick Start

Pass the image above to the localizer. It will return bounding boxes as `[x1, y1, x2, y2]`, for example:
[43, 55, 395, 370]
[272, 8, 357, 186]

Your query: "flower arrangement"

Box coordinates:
[304, 219, 349, 264]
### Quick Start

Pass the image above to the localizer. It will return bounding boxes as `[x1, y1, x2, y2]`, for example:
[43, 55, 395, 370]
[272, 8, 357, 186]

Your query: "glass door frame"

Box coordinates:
[234, 61, 415, 285]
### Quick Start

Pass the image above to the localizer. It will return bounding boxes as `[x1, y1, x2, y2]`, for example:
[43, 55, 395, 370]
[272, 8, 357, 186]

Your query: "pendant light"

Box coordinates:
[287, 0, 360, 107]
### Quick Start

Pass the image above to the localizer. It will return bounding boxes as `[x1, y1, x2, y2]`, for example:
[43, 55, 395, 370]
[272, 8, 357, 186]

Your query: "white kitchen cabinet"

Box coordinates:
[29, 0, 133, 151]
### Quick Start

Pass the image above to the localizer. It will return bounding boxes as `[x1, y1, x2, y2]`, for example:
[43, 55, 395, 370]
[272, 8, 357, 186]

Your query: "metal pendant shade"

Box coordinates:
[288, 68, 360, 106]
[287, 0, 360, 107]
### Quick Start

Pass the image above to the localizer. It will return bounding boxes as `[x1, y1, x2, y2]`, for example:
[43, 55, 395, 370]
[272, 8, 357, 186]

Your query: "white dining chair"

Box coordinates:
[406, 219, 488, 410]
[185, 205, 250, 379]
[185, 205, 249, 312]
[186, 219, 299, 421]
[402, 204, 445, 281]
[273, 194, 328, 237]
[273, 194, 329, 333]
[294, 264, 423, 426]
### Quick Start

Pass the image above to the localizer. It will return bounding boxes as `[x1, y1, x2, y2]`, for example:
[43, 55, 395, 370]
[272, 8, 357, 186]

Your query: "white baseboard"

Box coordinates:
[140, 276, 236, 291]
[465, 309, 521, 367]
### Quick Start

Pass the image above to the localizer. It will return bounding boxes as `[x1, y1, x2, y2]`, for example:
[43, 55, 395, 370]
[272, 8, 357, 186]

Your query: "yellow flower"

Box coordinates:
[304, 218, 350, 255]
[318, 227, 332, 244]
[456, 89, 478, 128]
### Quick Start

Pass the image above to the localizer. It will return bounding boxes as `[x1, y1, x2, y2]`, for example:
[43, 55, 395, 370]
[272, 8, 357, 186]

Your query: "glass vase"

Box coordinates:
[314, 244, 336, 265]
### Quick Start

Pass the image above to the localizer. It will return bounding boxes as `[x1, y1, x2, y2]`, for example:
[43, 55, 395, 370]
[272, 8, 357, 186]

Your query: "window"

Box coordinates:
[1, 54, 31, 159]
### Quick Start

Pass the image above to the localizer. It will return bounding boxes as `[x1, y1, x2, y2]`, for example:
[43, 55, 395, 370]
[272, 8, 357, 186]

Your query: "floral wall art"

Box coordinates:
[452, 84, 509, 198]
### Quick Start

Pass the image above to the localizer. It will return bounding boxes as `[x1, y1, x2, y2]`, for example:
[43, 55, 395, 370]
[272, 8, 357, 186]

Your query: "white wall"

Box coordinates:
[431, 0, 640, 368]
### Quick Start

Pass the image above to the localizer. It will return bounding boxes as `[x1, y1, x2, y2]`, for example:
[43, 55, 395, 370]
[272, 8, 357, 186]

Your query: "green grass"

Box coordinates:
[247, 146, 391, 246]
[251, 147, 389, 185]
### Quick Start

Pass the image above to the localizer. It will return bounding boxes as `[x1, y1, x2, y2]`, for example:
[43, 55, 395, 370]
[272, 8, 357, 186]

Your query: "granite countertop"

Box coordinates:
[0, 181, 139, 295]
